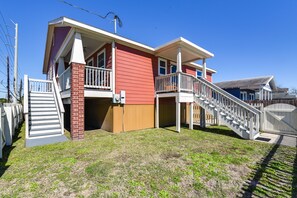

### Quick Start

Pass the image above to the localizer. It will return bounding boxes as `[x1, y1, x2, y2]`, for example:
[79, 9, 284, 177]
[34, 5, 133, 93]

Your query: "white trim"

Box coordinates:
[112, 41, 116, 95]
[170, 62, 177, 74]
[249, 93, 255, 100]
[188, 62, 216, 74]
[158, 58, 167, 76]
[97, 48, 106, 68]
[240, 91, 248, 101]
[50, 17, 155, 51]
[87, 57, 94, 66]
[84, 90, 113, 98]
[70, 32, 86, 64]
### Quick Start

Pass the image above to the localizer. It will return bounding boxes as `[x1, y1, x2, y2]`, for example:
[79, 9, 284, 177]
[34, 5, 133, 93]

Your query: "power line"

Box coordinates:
[58, 0, 123, 33]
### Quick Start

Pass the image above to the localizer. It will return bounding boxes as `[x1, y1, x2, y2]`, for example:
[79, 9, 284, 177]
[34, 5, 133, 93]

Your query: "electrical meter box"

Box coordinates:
[112, 94, 120, 104]
[120, 90, 126, 104]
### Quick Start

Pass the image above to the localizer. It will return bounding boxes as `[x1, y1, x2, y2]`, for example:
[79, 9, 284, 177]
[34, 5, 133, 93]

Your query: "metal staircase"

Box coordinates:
[24, 75, 67, 147]
[193, 77, 261, 140]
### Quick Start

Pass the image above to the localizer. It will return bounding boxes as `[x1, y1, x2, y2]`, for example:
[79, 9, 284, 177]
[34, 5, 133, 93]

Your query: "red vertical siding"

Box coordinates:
[116, 44, 155, 104]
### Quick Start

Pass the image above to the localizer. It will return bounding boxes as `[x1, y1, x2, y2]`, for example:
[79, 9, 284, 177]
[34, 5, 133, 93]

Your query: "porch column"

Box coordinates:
[177, 47, 182, 72]
[202, 58, 207, 79]
[155, 95, 159, 128]
[189, 102, 193, 130]
[70, 32, 86, 140]
[112, 40, 116, 94]
[176, 98, 181, 132]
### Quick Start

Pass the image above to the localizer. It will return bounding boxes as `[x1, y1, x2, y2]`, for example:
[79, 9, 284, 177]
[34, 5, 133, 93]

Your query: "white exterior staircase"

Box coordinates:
[155, 72, 261, 140]
[193, 77, 261, 139]
[24, 76, 67, 147]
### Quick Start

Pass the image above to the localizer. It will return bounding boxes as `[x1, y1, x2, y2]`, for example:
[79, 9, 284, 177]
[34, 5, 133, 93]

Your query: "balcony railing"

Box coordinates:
[85, 66, 112, 89]
[57, 65, 112, 92]
[155, 72, 194, 93]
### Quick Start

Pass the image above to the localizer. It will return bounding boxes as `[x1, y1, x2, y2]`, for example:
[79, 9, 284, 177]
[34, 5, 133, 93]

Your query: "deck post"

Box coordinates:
[176, 96, 180, 132]
[155, 94, 159, 128]
[189, 102, 193, 130]
[200, 106, 206, 128]
[202, 58, 207, 79]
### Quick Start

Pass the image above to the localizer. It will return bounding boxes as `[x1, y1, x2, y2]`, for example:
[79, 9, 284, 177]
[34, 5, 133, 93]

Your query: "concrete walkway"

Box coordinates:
[256, 132, 297, 147]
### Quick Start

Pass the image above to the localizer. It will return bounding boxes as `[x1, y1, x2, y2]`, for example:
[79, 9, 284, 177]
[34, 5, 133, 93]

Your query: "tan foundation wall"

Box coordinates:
[113, 104, 154, 133]
[85, 98, 113, 132]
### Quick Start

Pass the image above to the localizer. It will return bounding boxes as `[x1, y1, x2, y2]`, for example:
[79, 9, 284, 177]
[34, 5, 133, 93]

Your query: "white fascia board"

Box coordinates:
[42, 25, 55, 74]
[188, 62, 217, 73]
[155, 37, 214, 58]
[61, 17, 155, 52]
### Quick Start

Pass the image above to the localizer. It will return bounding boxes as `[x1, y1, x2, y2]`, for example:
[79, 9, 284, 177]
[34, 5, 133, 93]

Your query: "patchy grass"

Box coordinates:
[0, 124, 297, 197]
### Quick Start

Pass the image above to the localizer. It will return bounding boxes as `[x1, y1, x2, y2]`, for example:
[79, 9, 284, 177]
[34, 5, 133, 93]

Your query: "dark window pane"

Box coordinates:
[160, 68, 165, 75]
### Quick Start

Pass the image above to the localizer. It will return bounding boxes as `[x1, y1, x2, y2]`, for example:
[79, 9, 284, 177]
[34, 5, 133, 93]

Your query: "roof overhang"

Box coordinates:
[43, 17, 215, 74]
[154, 37, 214, 63]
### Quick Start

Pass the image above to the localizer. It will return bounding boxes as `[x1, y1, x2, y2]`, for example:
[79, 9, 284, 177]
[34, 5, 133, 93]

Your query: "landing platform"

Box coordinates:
[25, 135, 68, 147]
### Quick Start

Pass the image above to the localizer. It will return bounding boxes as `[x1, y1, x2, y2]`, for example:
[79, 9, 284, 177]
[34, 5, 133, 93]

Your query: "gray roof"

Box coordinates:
[215, 76, 276, 91]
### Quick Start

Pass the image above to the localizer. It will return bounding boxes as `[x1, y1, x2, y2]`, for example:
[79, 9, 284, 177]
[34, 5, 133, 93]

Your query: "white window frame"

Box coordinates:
[87, 57, 94, 66]
[97, 48, 106, 68]
[250, 93, 255, 100]
[196, 69, 202, 78]
[158, 58, 167, 76]
[170, 62, 177, 74]
[240, 91, 247, 100]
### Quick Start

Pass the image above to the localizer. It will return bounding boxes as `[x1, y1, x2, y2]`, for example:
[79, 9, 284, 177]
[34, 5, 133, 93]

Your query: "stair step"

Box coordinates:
[29, 103, 56, 108]
[29, 92, 53, 97]
[209, 104, 215, 108]
[239, 125, 247, 131]
[30, 100, 55, 104]
[226, 116, 233, 121]
[30, 111, 58, 116]
[204, 101, 210, 104]
[29, 97, 54, 101]
[30, 107, 57, 112]
[30, 119, 60, 125]
[30, 124, 61, 131]
[30, 115, 59, 121]
[232, 120, 239, 125]
[220, 112, 226, 116]
[29, 129, 62, 137]
[199, 97, 205, 101]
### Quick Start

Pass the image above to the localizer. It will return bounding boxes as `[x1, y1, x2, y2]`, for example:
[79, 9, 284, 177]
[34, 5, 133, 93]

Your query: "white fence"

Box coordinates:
[0, 103, 23, 159]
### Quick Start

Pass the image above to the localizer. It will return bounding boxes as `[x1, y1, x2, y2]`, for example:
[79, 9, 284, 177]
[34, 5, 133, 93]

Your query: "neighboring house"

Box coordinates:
[23, 17, 262, 146]
[215, 76, 277, 101]
[272, 87, 297, 99]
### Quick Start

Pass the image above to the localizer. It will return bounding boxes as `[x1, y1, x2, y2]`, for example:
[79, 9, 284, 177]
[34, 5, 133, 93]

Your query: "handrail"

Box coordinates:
[24, 75, 29, 140]
[85, 65, 112, 71]
[28, 78, 52, 83]
[53, 77, 65, 135]
[195, 77, 261, 115]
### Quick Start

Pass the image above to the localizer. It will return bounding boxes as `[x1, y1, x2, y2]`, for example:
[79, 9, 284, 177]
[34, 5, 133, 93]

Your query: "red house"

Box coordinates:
[24, 17, 260, 147]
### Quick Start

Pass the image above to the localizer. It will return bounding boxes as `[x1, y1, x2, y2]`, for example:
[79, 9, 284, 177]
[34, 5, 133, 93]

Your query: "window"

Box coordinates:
[97, 49, 106, 68]
[87, 58, 94, 66]
[196, 70, 202, 78]
[240, 91, 247, 100]
[250, 93, 255, 100]
[158, 58, 167, 75]
[170, 63, 177, 73]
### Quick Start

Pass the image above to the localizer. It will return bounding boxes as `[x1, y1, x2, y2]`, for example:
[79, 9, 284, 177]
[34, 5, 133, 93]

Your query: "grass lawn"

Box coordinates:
[1, 123, 297, 197]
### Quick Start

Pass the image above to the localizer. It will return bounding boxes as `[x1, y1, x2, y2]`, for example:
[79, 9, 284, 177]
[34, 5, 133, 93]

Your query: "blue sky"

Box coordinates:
[0, 0, 296, 98]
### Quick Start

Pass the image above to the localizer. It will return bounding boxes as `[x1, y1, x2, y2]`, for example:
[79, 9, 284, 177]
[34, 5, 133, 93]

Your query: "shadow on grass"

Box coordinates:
[0, 123, 23, 177]
[239, 135, 297, 197]
[193, 125, 242, 139]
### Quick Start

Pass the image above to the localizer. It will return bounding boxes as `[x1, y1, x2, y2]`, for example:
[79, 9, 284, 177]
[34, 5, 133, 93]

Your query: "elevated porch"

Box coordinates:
[58, 65, 113, 100]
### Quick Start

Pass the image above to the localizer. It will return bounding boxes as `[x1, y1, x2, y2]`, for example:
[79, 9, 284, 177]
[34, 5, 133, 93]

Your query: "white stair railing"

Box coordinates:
[24, 75, 65, 138]
[53, 77, 65, 135]
[24, 75, 29, 140]
[194, 77, 261, 139]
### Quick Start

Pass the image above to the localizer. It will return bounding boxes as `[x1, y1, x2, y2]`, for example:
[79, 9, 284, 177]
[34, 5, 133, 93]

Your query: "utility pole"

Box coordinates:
[12, 22, 18, 103]
[7, 56, 10, 102]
